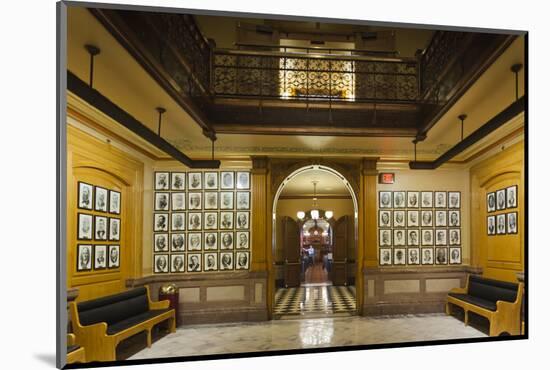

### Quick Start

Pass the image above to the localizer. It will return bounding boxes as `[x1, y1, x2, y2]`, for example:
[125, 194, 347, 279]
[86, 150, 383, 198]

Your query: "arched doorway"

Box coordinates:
[272, 165, 358, 318]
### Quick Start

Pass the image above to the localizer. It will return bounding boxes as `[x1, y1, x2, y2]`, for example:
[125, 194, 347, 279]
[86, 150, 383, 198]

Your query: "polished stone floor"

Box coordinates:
[127, 314, 486, 361]
[274, 285, 356, 318]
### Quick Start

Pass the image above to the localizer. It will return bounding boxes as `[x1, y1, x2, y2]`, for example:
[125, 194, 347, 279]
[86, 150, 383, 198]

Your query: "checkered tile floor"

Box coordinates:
[274, 285, 356, 318]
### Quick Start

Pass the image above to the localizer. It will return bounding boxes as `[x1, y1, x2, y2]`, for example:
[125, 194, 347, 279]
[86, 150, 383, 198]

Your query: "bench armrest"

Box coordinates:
[67, 333, 76, 346]
[145, 285, 172, 310]
[448, 287, 467, 294]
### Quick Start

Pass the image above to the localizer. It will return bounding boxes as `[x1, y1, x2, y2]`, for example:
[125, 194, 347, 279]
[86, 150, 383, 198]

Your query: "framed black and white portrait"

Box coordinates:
[393, 229, 406, 246]
[487, 192, 496, 213]
[204, 232, 218, 250]
[421, 210, 433, 227]
[435, 210, 447, 227]
[407, 191, 419, 208]
[435, 229, 447, 246]
[171, 212, 186, 231]
[204, 212, 218, 230]
[421, 229, 433, 246]
[171, 172, 185, 191]
[76, 244, 92, 271]
[379, 210, 392, 228]
[407, 229, 419, 246]
[109, 190, 121, 214]
[77, 213, 93, 240]
[171, 233, 185, 252]
[204, 192, 218, 210]
[421, 247, 434, 265]
[236, 212, 250, 229]
[393, 210, 405, 228]
[236, 251, 250, 270]
[188, 172, 202, 190]
[449, 229, 461, 245]
[154, 254, 169, 273]
[236, 172, 250, 190]
[435, 247, 448, 265]
[171, 254, 185, 273]
[496, 214, 506, 234]
[449, 247, 461, 265]
[95, 186, 108, 212]
[393, 191, 406, 208]
[379, 248, 392, 265]
[153, 213, 169, 232]
[434, 191, 447, 208]
[220, 232, 234, 250]
[379, 229, 392, 247]
[108, 245, 120, 268]
[188, 192, 202, 210]
[187, 253, 202, 272]
[204, 253, 218, 271]
[94, 245, 107, 270]
[379, 191, 392, 209]
[236, 192, 250, 210]
[448, 210, 461, 227]
[108, 218, 120, 241]
[204, 172, 218, 190]
[236, 231, 249, 249]
[221, 171, 235, 189]
[154, 172, 170, 190]
[393, 248, 406, 265]
[407, 248, 420, 265]
[496, 189, 506, 211]
[187, 212, 201, 231]
[407, 210, 419, 227]
[188, 233, 202, 251]
[421, 191, 433, 208]
[506, 185, 518, 209]
[77, 182, 94, 210]
[171, 192, 186, 211]
[220, 252, 234, 270]
[448, 192, 461, 209]
[94, 216, 108, 241]
[487, 215, 496, 235]
[507, 212, 518, 234]
[220, 212, 234, 229]
[154, 192, 170, 211]
[154, 233, 169, 252]
[220, 192, 234, 210]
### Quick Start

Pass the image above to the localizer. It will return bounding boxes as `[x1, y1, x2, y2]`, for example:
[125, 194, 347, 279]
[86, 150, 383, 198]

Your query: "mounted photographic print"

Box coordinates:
[236, 192, 250, 210]
[379, 191, 392, 208]
[220, 212, 234, 229]
[188, 233, 202, 251]
[379, 210, 392, 228]
[94, 216, 108, 241]
[204, 232, 218, 250]
[449, 247, 461, 264]
[379, 248, 392, 265]
[448, 210, 461, 227]
[188, 172, 202, 190]
[434, 191, 447, 208]
[154, 254, 169, 273]
[171, 172, 185, 190]
[407, 191, 419, 208]
[109, 190, 121, 214]
[220, 232, 234, 250]
[220, 192, 234, 210]
[95, 186, 108, 212]
[76, 244, 92, 271]
[221, 171, 235, 189]
[204, 253, 218, 271]
[172, 212, 186, 231]
[236, 231, 249, 249]
[171, 254, 185, 273]
[487, 192, 496, 213]
[407, 229, 419, 246]
[108, 218, 120, 241]
[108, 245, 120, 268]
[236, 251, 250, 270]
[407, 210, 419, 227]
[187, 212, 201, 231]
[393, 248, 406, 265]
[496, 214, 506, 234]
[449, 229, 461, 245]
[204, 212, 218, 230]
[421, 247, 434, 265]
[421, 210, 433, 227]
[154, 192, 170, 211]
[393, 210, 405, 227]
[154, 172, 170, 190]
[171, 233, 185, 252]
[421, 229, 433, 246]
[448, 192, 460, 209]
[487, 215, 496, 235]
[236, 171, 250, 189]
[77, 182, 93, 210]
[379, 229, 391, 247]
[506, 185, 518, 208]
[204, 192, 218, 210]
[172, 192, 186, 211]
[187, 253, 202, 272]
[407, 248, 420, 265]
[188, 192, 202, 210]
[220, 252, 234, 270]
[435, 247, 448, 265]
[204, 172, 218, 190]
[94, 245, 107, 270]
[393, 191, 406, 208]
[507, 212, 518, 234]
[393, 229, 406, 246]
[421, 191, 433, 208]
[77, 213, 93, 240]
[496, 189, 506, 210]
[154, 233, 169, 252]
[435, 210, 447, 227]
[435, 229, 447, 245]
[153, 213, 169, 232]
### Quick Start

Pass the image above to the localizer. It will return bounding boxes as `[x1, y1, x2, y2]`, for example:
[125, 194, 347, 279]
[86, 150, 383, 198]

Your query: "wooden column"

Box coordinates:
[250, 156, 268, 272]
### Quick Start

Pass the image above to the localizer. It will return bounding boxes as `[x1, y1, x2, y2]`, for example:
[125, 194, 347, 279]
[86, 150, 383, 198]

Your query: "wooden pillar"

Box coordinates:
[250, 156, 268, 272]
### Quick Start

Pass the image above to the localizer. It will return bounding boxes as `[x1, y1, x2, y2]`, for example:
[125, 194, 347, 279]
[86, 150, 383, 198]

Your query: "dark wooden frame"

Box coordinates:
[187, 253, 203, 272]
[496, 213, 507, 235]
[421, 210, 433, 227]
[487, 215, 496, 235]
[421, 191, 433, 208]
[204, 252, 218, 271]
[204, 212, 218, 230]
[204, 172, 219, 190]
[507, 212, 518, 234]
[236, 171, 251, 190]
[94, 186, 109, 213]
[236, 191, 251, 210]
[435, 247, 448, 265]
[154, 172, 170, 191]
[407, 229, 419, 246]
[153, 213, 169, 232]
[76, 244, 93, 271]
[204, 232, 219, 251]
[170, 254, 186, 273]
[435, 210, 447, 227]
[235, 251, 250, 270]
[393, 191, 406, 209]
[108, 244, 120, 269]
[77, 213, 94, 241]
[170, 233, 186, 252]
[171, 172, 186, 191]
[171, 192, 186, 211]
[187, 212, 201, 231]
[94, 215, 108, 241]
[434, 191, 447, 208]
[220, 231, 234, 250]
[393, 210, 406, 227]
[188, 192, 203, 211]
[393, 229, 406, 246]
[407, 210, 419, 227]
[108, 217, 121, 241]
[449, 247, 462, 265]
[448, 210, 461, 227]
[379, 229, 392, 247]
[487, 192, 496, 213]
[153, 254, 169, 273]
[93, 244, 108, 270]
[154, 192, 170, 211]
[393, 248, 406, 265]
[220, 171, 235, 190]
[496, 189, 507, 211]
[379, 247, 392, 266]
[187, 232, 202, 251]
[449, 228, 461, 246]
[435, 228, 448, 246]
[506, 185, 518, 209]
[171, 211, 187, 232]
[153, 233, 169, 253]
[204, 192, 218, 210]
[188, 172, 203, 190]
[421, 247, 434, 265]
[378, 191, 392, 209]
[219, 252, 234, 270]
[448, 191, 461, 209]
[108, 189, 121, 214]
[407, 247, 421, 265]
[421, 229, 434, 246]
[378, 210, 392, 228]
[236, 231, 250, 249]
[220, 192, 234, 210]
[406, 191, 420, 208]
[77, 181, 94, 210]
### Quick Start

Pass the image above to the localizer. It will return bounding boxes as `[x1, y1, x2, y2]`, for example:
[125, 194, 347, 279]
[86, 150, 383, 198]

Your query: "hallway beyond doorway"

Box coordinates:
[274, 285, 356, 318]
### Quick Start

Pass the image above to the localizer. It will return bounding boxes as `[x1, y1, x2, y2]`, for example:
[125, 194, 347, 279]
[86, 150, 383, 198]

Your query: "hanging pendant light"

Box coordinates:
[296, 179, 332, 221]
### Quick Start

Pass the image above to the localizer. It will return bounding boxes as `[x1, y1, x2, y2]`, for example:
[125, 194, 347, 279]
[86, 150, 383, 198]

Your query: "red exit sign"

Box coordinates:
[379, 173, 395, 184]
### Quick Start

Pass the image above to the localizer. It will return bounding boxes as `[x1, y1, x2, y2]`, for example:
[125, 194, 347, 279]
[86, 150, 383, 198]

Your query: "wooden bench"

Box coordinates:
[66, 333, 86, 364]
[446, 275, 523, 336]
[69, 285, 176, 362]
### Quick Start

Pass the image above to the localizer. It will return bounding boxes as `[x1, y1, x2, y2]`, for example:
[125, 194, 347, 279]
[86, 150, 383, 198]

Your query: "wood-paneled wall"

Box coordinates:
[470, 141, 524, 282]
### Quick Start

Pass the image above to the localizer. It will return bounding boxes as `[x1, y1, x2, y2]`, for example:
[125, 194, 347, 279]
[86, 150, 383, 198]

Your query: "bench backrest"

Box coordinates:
[77, 287, 149, 326]
[468, 275, 518, 303]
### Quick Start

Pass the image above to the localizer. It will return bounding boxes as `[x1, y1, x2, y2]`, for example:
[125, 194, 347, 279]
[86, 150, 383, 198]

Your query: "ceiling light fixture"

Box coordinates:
[296, 180, 333, 220]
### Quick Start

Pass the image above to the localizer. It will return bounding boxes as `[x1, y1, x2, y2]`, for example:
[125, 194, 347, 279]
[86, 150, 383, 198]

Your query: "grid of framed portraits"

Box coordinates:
[153, 170, 251, 274]
[76, 181, 122, 272]
[486, 185, 518, 236]
[378, 190, 462, 266]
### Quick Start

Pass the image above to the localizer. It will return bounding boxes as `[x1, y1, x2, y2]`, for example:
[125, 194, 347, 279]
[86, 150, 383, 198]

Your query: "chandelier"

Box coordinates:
[297, 180, 333, 221]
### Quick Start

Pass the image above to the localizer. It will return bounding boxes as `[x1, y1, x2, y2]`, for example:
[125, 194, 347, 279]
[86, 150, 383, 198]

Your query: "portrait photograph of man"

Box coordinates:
[153, 213, 169, 232]
[421, 210, 433, 227]
[108, 218, 120, 241]
[155, 172, 170, 190]
[393, 248, 406, 265]
[188, 233, 202, 251]
[95, 186, 108, 212]
[204, 253, 218, 271]
[434, 191, 446, 208]
[496, 189, 506, 211]
[171, 233, 185, 252]
[94, 216, 108, 241]
[435, 210, 447, 227]
[171, 254, 185, 273]
[187, 213, 201, 230]
[449, 210, 460, 227]
[109, 190, 121, 214]
[421, 247, 434, 265]
[220, 212, 234, 229]
[393, 210, 405, 227]
[407, 229, 419, 246]
[506, 185, 517, 208]
[205, 232, 218, 250]
[407, 191, 419, 208]
[496, 214, 506, 234]
[236, 192, 250, 210]
[220, 252, 233, 270]
[435, 247, 448, 265]
[449, 229, 461, 245]
[77, 213, 93, 240]
[154, 254, 169, 273]
[236, 252, 249, 270]
[393, 191, 406, 208]
[94, 245, 107, 270]
[188, 172, 202, 190]
[77, 244, 92, 271]
[204, 212, 218, 230]
[220, 192, 234, 210]
[407, 248, 420, 265]
[236, 231, 249, 249]
[187, 253, 202, 272]
[435, 229, 447, 246]
[487, 192, 496, 213]
[379, 210, 391, 227]
[236, 212, 249, 229]
[449, 247, 461, 265]
[108, 245, 120, 268]
[421, 229, 433, 246]
[220, 232, 234, 250]
[154, 233, 168, 252]
[421, 191, 433, 208]
[204, 192, 218, 210]
[507, 212, 518, 234]
[448, 191, 460, 209]
[393, 229, 405, 246]
[172, 192, 186, 211]
[172, 212, 186, 231]
[78, 182, 93, 210]
[379, 229, 392, 247]
[487, 215, 496, 235]
[236, 172, 250, 190]
[204, 172, 218, 190]
[379, 191, 392, 208]
[407, 210, 419, 227]
[221, 171, 235, 189]
[379, 248, 392, 265]
[188, 192, 202, 210]
[154, 192, 170, 211]
[171, 172, 185, 191]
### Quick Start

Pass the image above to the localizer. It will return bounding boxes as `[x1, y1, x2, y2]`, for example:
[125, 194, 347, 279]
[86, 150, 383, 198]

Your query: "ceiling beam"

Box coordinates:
[213, 124, 418, 137]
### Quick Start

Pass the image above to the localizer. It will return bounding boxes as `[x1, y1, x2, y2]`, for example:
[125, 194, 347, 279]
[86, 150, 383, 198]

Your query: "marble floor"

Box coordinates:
[274, 285, 356, 318]
[127, 314, 487, 361]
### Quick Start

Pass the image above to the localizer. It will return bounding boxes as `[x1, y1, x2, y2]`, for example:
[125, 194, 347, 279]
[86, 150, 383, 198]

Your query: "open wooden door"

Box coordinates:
[332, 215, 349, 285]
[282, 216, 301, 287]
